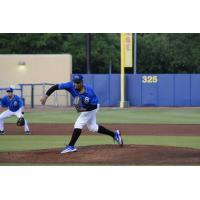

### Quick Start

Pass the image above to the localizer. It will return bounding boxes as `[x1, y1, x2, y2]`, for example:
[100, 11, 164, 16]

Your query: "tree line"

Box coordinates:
[0, 33, 199, 73]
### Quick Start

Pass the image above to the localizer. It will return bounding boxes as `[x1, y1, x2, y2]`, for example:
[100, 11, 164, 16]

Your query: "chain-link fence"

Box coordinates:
[20, 83, 71, 108]
[0, 83, 71, 108]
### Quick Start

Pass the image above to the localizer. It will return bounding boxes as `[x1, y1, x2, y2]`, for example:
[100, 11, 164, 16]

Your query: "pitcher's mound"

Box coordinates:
[1, 145, 200, 165]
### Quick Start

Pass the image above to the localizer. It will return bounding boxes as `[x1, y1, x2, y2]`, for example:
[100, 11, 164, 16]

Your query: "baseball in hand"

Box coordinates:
[40, 96, 48, 105]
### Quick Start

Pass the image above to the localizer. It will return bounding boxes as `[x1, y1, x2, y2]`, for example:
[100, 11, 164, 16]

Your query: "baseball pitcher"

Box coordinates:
[40, 74, 123, 153]
[0, 87, 31, 135]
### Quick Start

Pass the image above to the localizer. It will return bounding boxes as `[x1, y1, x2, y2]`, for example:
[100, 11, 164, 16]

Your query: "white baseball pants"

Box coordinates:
[74, 104, 100, 132]
[0, 109, 30, 132]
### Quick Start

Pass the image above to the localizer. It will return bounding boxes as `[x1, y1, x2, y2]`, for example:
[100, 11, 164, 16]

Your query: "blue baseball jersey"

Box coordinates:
[0, 95, 24, 112]
[58, 82, 99, 109]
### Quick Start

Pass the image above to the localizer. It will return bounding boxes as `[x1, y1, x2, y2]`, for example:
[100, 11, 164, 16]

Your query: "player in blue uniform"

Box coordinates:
[40, 74, 123, 153]
[0, 87, 31, 135]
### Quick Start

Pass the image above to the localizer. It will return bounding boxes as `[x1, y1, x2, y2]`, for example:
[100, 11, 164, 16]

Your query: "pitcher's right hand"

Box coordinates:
[40, 95, 48, 105]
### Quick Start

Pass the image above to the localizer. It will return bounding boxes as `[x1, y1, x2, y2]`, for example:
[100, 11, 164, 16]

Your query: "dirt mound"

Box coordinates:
[1, 145, 200, 165]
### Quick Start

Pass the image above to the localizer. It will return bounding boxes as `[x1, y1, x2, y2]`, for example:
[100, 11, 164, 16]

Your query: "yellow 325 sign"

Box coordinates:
[142, 75, 158, 83]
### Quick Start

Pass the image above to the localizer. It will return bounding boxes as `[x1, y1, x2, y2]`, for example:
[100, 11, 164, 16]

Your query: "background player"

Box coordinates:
[40, 74, 123, 153]
[0, 87, 31, 135]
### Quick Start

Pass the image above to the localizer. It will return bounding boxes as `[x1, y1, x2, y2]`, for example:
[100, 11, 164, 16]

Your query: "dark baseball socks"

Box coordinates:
[68, 128, 82, 146]
[97, 125, 115, 138]
[69, 126, 115, 146]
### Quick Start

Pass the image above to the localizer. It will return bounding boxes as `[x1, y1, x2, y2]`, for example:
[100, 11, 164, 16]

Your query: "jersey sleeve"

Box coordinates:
[0, 97, 7, 107]
[58, 82, 72, 91]
[17, 96, 24, 108]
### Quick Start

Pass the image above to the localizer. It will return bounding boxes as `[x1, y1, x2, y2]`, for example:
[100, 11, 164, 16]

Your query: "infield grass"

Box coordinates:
[3, 108, 200, 124]
[2, 108, 200, 154]
[1, 135, 200, 152]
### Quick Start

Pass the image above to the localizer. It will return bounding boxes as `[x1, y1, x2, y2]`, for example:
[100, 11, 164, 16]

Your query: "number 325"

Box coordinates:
[142, 76, 158, 83]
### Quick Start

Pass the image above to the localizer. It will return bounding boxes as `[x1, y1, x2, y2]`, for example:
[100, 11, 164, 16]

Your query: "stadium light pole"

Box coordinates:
[86, 33, 91, 74]
[134, 33, 137, 74]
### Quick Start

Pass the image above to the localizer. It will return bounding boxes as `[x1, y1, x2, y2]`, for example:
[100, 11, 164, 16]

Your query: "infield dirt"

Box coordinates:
[4, 123, 200, 136]
[1, 144, 200, 165]
[2, 123, 200, 165]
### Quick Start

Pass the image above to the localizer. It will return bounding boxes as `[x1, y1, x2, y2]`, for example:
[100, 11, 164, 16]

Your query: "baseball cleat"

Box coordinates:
[61, 145, 77, 154]
[114, 130, 123, 147]
[0, 130, 5, 135]
[25, 131, 31, 135]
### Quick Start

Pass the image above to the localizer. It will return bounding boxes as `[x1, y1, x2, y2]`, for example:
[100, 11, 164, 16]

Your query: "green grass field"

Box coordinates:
[1, 108, 200, 153]
[3, 108, 200, 124]
[1, 135, 200, 152]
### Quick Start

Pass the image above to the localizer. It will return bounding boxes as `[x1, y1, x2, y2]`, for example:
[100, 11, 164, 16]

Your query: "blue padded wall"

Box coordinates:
[174, 74, 191, 106]
[73, 74, 200, 107]
[157, 74, 174, 106]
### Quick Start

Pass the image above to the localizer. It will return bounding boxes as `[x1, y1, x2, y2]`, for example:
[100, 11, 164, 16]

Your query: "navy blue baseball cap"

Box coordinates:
[72, 74, 83, 83]
[6, 87, 13, 93]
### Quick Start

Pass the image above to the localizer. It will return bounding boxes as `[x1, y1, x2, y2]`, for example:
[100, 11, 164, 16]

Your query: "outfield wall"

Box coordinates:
[80, 74, 200, 107]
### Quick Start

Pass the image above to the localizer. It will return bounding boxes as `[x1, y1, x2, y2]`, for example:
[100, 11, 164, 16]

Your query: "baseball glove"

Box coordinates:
[16, 117, 25, 126]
